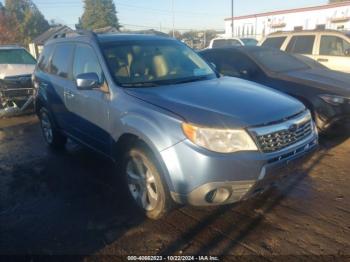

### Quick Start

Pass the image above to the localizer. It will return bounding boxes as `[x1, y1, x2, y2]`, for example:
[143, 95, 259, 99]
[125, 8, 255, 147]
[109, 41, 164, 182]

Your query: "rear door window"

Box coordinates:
[261, 37, 286, 49]
[319, 35, 350, 56]
[50, 43, 75, 79]
[286, 35, 315, 54]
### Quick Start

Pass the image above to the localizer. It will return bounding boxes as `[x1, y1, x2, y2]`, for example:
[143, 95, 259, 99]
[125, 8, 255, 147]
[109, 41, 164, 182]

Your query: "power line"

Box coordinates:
[32, 0, 225, 32]
[33, 0, 225, 17]
[120, 23, 223, 32]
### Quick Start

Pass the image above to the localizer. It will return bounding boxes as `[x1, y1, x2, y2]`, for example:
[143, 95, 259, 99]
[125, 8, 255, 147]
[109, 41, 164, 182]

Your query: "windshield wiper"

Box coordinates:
[121, 75, 216, 87]
[121, 82, 159, 88]
[170, 75, 213, 85]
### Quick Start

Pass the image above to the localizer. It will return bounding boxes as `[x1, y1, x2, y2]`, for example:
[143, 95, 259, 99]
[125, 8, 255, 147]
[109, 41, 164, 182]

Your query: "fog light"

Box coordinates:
[205, 187, 231, 204]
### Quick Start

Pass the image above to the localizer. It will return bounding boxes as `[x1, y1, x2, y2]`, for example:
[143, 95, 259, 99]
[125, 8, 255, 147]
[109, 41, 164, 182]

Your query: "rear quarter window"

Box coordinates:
[261, 37, 287, 49]
[201, 50, 259, 78]
[37, 45, 54, 73]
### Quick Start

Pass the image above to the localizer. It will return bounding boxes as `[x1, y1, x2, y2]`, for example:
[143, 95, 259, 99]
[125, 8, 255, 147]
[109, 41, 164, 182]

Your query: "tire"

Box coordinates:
[121, 142, 173, 220]
[298, 99, 322, 133]
[39, 108, 67, 149]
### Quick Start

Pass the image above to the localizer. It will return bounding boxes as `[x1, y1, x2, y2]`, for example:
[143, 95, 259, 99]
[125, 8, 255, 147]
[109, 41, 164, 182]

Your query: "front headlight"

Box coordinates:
[319, 94, 349, 106]
[182, 123, 258, 153]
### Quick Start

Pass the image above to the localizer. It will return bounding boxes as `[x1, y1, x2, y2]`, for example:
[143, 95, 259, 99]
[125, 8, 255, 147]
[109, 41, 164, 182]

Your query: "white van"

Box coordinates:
[260, 30, 350, 73]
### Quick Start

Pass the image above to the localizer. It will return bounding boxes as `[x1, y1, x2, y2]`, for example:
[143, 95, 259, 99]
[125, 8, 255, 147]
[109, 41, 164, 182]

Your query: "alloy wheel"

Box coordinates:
[40, 112, 53, 144]
[126, 154, 159, 211]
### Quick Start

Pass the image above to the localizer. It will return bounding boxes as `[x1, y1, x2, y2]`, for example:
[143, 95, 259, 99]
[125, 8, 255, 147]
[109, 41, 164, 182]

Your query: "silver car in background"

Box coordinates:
[0, 45, 36, 117]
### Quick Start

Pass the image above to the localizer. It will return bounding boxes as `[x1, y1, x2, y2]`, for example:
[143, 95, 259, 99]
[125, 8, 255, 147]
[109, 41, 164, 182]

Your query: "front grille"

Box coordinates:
[0, 88, 33, 98]
[3, 75, 32, 87]
[252, 113, 314, 153]
[0, 75, 33, 99]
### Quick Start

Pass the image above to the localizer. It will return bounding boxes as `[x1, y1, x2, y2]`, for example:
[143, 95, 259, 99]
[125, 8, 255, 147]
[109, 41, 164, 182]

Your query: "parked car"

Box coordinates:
[260, 30, 350, 73]
[208, 37, 258, 48]
[240, 37, 259, 46]
[33, 32, 318, 219]
[0, 45, 37, 117]
[200, 46, 350, 132]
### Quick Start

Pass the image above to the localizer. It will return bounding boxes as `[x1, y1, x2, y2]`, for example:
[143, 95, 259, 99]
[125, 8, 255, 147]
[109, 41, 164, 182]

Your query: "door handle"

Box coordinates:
[317, 58, 328, 62]
[64, 90, 75, 99]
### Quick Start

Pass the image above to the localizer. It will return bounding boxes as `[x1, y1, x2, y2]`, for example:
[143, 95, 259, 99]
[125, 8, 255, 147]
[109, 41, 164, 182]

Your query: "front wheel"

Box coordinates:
[39, 108, 67, 149]
[122, 143, 173, 220]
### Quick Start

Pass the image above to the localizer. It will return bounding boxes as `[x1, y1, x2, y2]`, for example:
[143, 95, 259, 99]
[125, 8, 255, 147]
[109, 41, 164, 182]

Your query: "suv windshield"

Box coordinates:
[0, 49, 36, 65]
[101, 40, 216, 87]
[251, 49, 310, 73]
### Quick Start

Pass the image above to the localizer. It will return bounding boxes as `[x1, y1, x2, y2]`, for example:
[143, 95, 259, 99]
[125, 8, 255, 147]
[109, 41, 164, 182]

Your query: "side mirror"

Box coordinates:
[76, 73, 100, 90]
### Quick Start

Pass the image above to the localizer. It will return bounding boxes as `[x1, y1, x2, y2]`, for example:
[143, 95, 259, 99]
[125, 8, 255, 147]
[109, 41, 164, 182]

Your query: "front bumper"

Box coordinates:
[161, 134, 318, 206]
[316, 102, 350, 132]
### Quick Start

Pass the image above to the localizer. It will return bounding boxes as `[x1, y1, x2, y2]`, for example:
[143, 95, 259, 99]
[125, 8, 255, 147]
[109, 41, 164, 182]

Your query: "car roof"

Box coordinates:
[97, 33, 172, 43]
[0, 45, 25, 50]
[200, 46, 266, 54]
[267, 29, 350, 37]
[211, 37, 240, 40]
[46, 32, 173, 45]
[240, 37, 258, 40]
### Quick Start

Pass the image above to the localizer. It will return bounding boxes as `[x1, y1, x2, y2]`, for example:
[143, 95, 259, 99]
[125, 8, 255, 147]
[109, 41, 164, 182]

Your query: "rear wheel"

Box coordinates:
[122, 143, 173, 220]
[39, 108, 67, 149]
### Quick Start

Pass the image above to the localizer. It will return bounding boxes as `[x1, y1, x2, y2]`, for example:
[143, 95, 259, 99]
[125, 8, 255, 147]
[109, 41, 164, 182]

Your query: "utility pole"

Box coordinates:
[203, 31, 206, 49]
[231, 0, 234, 37]
[172, 0, 175, 38]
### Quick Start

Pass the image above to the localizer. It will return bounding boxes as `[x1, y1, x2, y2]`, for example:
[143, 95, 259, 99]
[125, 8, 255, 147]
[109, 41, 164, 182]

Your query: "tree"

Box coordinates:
[168, 30, 182, 39]
[78, 0, 121, 30]
[5, 0, 49, 44]
[49, 19, 63, 27]
[0, 7, 21, 44]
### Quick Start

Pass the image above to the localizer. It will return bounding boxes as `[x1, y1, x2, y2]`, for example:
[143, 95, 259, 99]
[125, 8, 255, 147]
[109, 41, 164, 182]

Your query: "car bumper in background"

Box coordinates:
[318, 103, 350, 132]
[162, 135, 318, 206]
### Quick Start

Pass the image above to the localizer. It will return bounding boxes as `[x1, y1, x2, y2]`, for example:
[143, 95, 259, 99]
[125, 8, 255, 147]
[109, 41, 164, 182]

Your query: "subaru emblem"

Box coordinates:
[288, 124, 298, 132]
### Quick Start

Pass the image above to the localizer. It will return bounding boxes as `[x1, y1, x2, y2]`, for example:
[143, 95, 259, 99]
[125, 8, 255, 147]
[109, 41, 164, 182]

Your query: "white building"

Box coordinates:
[224, 1, 350, 40]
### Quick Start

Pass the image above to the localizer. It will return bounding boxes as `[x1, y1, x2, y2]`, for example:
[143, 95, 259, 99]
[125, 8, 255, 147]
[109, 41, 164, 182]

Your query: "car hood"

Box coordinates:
[0, 64, 35, 79]
[125, 77, 305, 128]
[281, 68, 350, 96]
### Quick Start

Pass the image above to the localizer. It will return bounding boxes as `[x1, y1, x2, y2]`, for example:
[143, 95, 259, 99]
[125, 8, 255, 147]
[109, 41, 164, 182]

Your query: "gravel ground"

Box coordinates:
[0, 115, 349, 261]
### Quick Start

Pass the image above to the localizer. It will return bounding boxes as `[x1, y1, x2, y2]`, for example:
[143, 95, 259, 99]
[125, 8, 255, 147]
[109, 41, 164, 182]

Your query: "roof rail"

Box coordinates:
[76, 30, 98, 39]
[52, 30, 98, 40]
